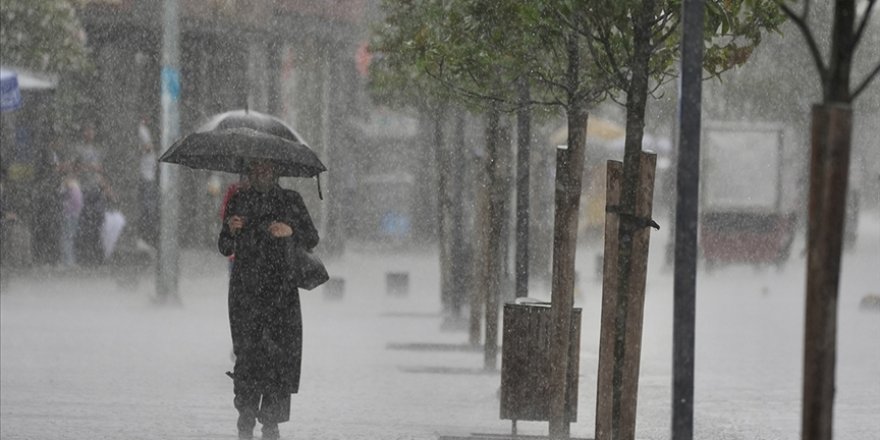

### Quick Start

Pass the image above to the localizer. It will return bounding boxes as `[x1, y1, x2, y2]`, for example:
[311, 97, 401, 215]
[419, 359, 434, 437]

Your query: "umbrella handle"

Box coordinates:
[316, 175, 323, 200]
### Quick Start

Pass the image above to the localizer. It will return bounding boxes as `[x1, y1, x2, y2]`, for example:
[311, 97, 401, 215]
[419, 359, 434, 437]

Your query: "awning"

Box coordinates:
[0, 66, 58, 112]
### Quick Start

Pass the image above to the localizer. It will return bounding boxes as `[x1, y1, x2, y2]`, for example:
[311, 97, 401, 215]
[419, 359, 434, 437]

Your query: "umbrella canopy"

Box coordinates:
[159, 109, 326, 178]
[0, 68, 22, 112]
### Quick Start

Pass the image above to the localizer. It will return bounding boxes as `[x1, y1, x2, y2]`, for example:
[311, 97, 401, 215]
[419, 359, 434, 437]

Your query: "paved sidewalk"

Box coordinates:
[1, 246, 589, 440]
[3, 225, 879, 440]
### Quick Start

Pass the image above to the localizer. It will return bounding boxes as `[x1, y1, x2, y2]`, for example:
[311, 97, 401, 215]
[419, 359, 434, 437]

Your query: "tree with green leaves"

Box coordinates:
[371, 3, 612, 394]
[564, 2, 785, 439]
[0, 0, 89, 73]
[372, 1, 786, 437]
[374, 0, 780, 435]
[371, 1, 497, 353]
[775, 2, 880, 440]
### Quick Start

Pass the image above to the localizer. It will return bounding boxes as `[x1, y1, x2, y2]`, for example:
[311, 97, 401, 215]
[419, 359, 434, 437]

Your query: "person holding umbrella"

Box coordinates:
[160, 109, 326, 439]
[219, 158, 318, 440]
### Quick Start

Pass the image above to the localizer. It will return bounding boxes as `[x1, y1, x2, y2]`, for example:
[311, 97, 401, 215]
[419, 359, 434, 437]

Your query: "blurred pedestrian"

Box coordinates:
[74, 122, 106, 266]
[218, 159, 318, 440]
[137, 116, 159, 247]
[0, 164, 18, 271]
[30, 137, 62, 265]
[98, 175, 125, 261]
[58, 170, 83, 268]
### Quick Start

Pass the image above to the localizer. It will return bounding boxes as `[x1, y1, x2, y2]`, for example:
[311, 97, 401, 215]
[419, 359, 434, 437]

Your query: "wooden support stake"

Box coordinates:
[595, 160, 622, 440]
[802, 104, 851, 440]
[597, 151, 657, 440]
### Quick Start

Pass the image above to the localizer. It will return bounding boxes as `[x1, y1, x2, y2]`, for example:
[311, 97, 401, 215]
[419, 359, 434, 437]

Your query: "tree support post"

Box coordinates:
[597, 153, 657, 440]
[595, 161, 622, 440]
[802, 103, 851, 440]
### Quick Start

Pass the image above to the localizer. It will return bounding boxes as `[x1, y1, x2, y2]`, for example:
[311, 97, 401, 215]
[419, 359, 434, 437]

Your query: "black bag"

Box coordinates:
[286, 242, 329, 290]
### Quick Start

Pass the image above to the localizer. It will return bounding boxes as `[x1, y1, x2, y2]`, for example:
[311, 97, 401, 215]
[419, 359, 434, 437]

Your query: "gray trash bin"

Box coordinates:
[500, 301, 581, 423]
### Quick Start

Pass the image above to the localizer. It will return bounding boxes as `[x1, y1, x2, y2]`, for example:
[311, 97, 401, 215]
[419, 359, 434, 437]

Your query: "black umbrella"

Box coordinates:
[159, 109, 327, 178]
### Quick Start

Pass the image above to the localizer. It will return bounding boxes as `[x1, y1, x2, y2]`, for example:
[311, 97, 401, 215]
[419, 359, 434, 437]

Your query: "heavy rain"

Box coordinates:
[1, 1, 878, 440]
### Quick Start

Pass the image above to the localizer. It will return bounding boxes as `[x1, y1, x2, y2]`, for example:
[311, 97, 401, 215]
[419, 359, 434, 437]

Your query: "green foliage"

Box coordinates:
[0, 0, 90, 73]
[371, 0, 784, 115]
[370, 0, 609, 114]
[368, 0, 451, 109]
[577, 0, 785, 100]
[702, 0, 786, 76]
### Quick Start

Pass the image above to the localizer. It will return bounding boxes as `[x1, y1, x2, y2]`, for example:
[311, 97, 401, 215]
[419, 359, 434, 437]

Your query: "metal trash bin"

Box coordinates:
[386, 272, 409, 296]
[500, 301, 581, 423]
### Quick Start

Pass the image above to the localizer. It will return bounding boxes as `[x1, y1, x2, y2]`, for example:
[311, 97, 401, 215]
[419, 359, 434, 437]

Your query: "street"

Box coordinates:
[2, 213, 879, 440]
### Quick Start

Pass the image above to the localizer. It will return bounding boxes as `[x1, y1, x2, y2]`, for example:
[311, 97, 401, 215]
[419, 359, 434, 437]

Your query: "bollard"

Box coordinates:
[323, 277, 345, 301]
[386, 272, 409, 296]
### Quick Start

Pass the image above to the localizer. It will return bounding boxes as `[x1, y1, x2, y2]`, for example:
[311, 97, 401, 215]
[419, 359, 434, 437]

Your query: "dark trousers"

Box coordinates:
[76, 189, 105, 266]
[234, 392, 290, 426]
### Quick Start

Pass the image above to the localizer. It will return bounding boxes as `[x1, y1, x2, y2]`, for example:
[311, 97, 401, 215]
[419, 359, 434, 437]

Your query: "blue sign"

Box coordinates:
[161, 66, 181, 102]
[0, 68, 22, 111]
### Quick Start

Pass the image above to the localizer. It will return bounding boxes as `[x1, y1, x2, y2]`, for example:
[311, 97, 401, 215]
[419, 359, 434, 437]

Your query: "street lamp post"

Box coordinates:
[157, 0, 181, 304]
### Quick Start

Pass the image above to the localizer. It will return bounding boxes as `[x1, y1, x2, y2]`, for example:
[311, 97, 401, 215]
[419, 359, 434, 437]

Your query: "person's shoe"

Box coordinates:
[261, 423, 280, 440]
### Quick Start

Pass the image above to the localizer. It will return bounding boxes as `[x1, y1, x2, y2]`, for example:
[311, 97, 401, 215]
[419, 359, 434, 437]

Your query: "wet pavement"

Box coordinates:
[2, 215, 879, 439]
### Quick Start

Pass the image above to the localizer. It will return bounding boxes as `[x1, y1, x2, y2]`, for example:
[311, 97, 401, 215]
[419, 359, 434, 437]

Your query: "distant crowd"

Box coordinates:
[0, 119, 158, 269]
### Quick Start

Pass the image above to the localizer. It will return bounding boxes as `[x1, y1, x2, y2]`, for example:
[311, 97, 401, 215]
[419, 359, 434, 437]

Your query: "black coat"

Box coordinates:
[218, 185, 319, 395]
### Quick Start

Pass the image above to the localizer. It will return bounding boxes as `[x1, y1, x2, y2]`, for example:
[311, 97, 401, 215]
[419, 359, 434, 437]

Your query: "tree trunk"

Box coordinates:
[449, 111, 468, 321]
[549, 31, 588, 439]
[471, 130, 488, 347]
[324, 50, 347, 257]
[515, 79, 532, 299]
[483, 103, 506, 371]
[610, 3, 655, 439]
[414, 105, 440, 242]
[433, 101, 453, 318]
[801, 3, 859, 439]
[826, 0, 855, 102]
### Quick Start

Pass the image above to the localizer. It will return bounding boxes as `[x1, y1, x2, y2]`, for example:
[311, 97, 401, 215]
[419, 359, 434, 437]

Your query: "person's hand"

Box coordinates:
[227, 215, 245, 234]
[268, 221, 293, 238]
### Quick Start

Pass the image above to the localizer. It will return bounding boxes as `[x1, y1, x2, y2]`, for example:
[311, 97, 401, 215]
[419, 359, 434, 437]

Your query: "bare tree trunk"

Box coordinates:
[826, 0, 855, 102]
[433, 101, 453, 317]
[515, 79, 532, 299]
[549, 32, 588, 439]
[449, 111, 468, 321]
[484, 103, 507, 370]
[471, 135, 488, 347]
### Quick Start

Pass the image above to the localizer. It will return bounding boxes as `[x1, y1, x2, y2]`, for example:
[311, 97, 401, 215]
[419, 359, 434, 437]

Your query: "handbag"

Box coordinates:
[285, 242, 329, 290]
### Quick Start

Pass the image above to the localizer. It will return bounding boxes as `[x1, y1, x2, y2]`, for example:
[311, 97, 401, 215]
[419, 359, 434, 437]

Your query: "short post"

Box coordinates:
[323, 277, 345, 301]
[386, 272, 410, 297]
